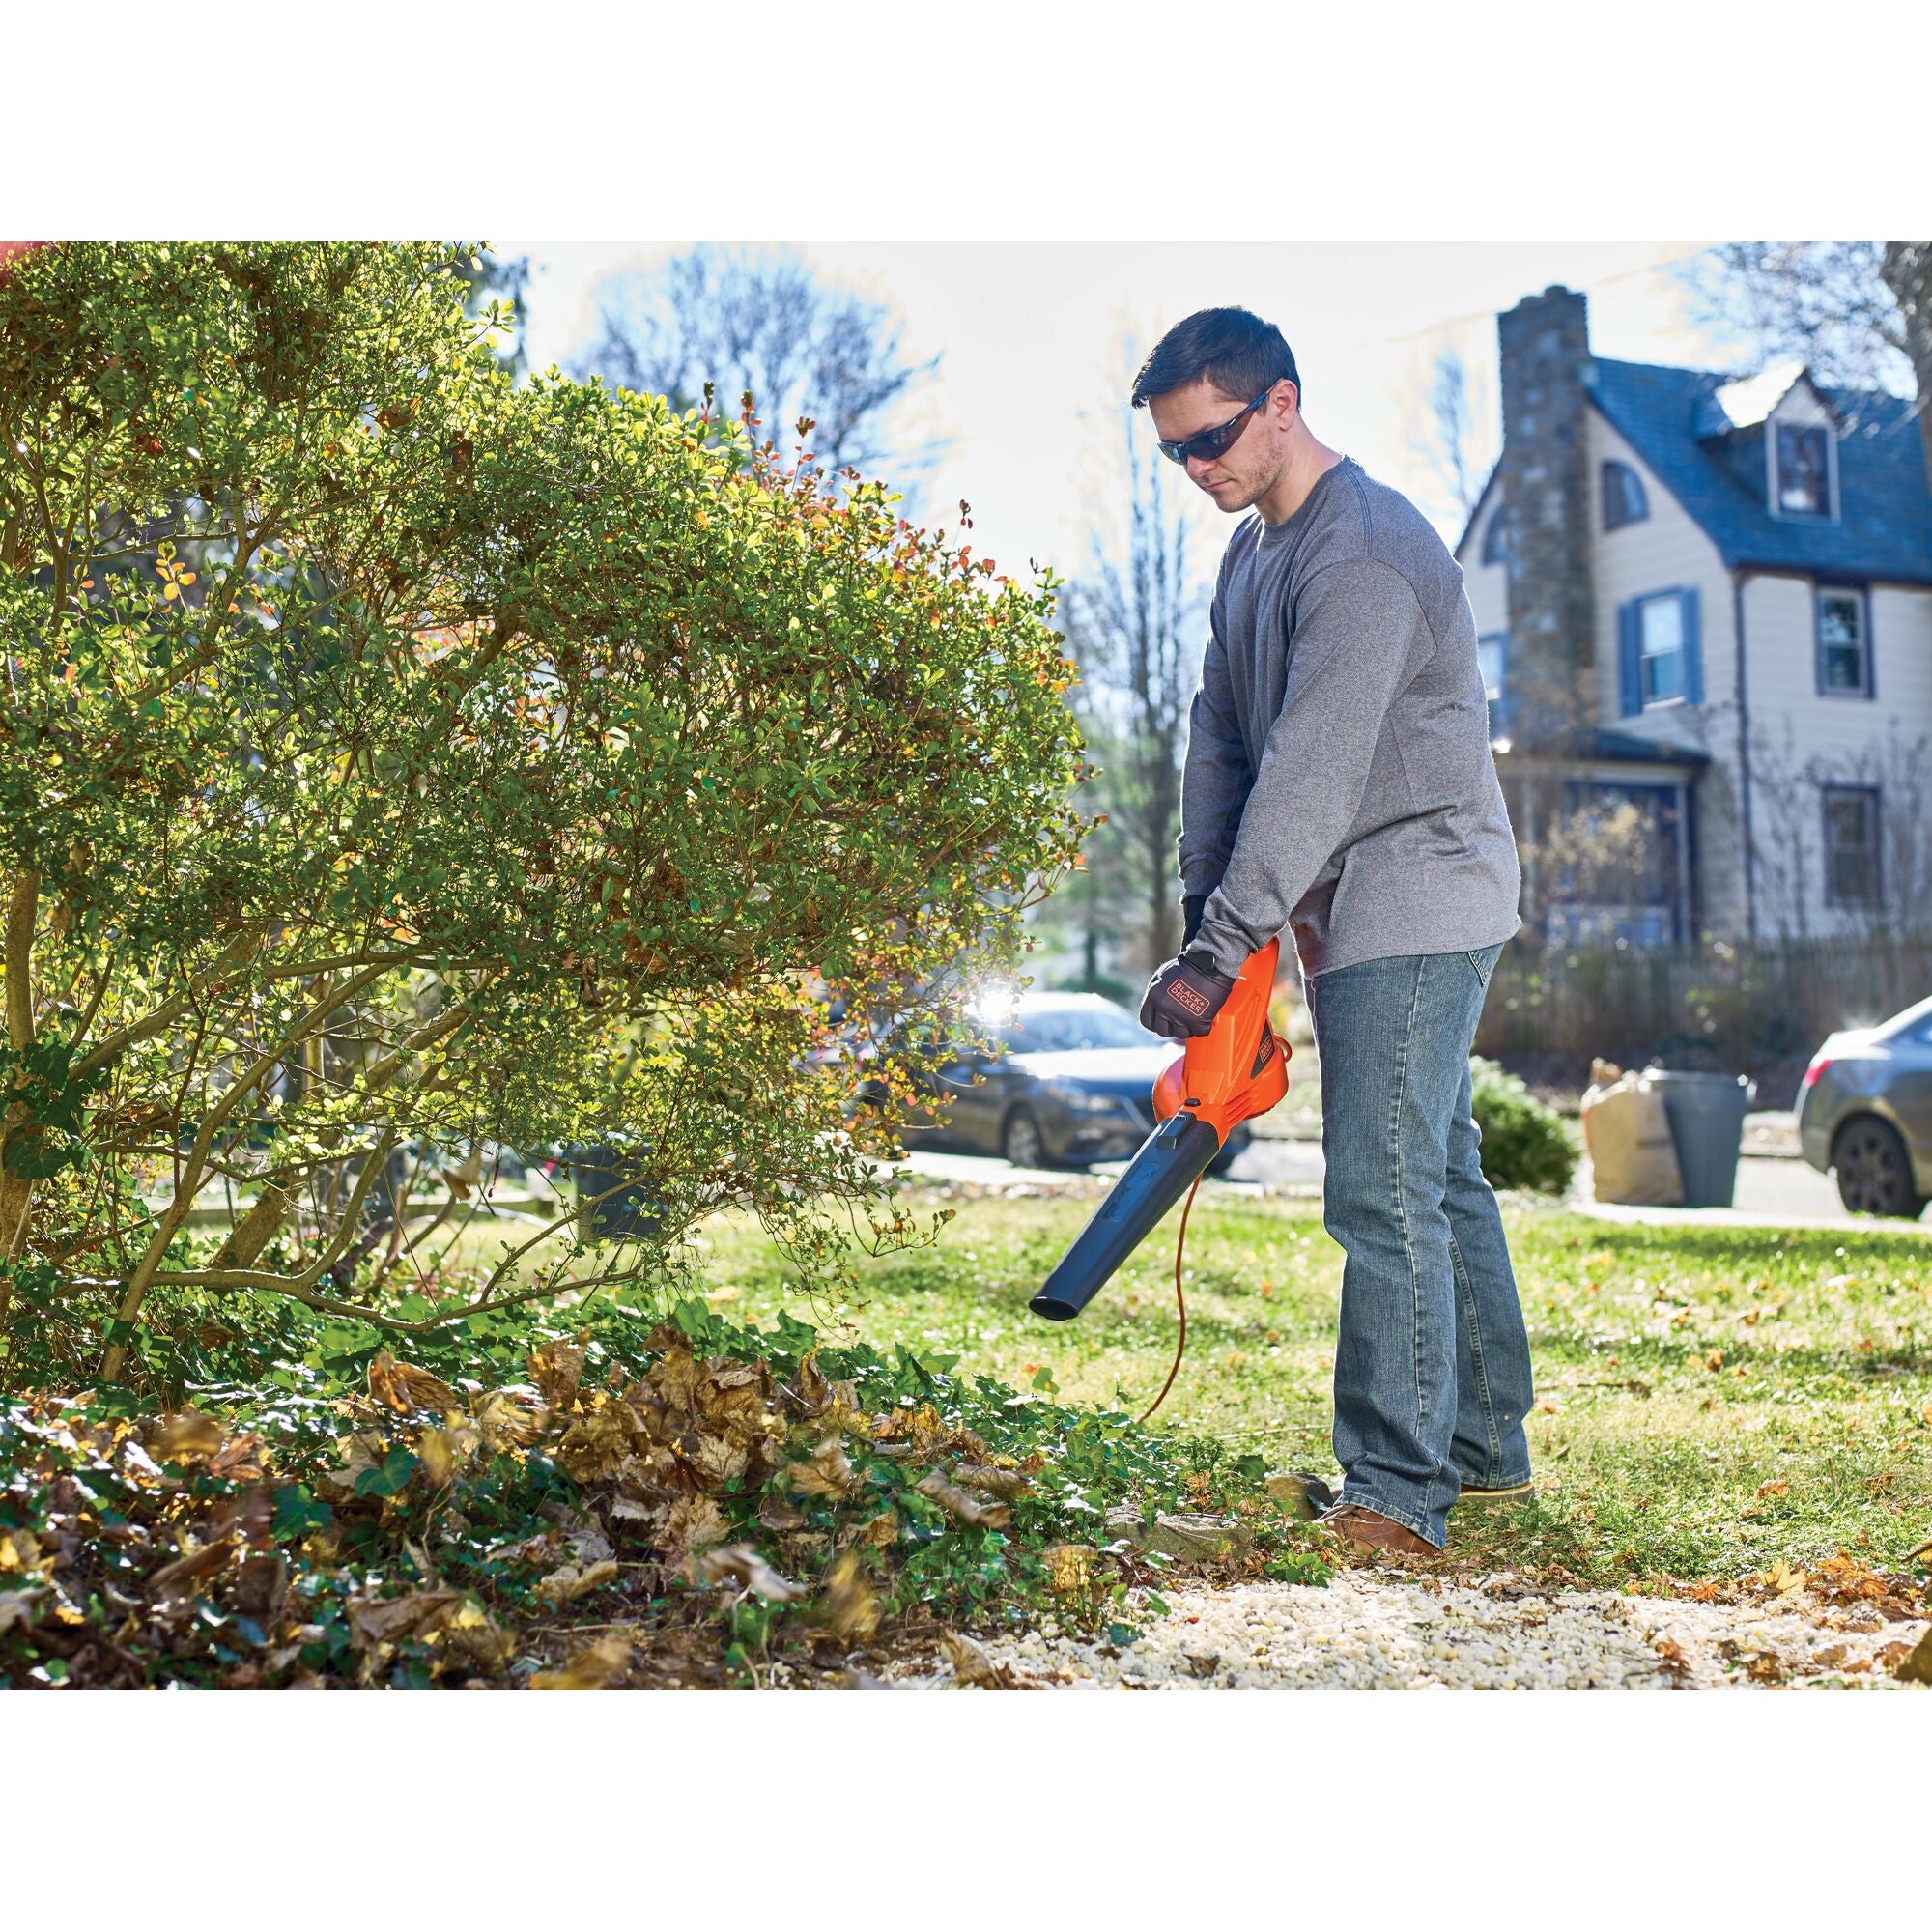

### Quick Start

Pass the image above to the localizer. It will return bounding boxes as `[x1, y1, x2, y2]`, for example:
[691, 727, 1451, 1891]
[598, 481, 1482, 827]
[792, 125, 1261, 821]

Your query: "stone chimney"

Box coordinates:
[1497, 286, 1595, 750]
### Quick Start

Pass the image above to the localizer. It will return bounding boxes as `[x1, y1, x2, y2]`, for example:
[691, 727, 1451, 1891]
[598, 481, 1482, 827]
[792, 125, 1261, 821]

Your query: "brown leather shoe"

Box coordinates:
[1316, 1502, 1440, 1558]
[1456, 1479, 1535, 1505]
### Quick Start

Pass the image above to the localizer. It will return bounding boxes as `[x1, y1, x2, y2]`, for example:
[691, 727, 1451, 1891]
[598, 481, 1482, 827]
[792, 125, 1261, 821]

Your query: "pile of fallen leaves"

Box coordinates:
[0, 1301, 1326, 1690]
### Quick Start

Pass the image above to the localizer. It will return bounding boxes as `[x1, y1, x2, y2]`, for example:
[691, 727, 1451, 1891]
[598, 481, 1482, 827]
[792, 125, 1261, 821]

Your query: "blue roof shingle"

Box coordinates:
[1583, 356, 1932, 586]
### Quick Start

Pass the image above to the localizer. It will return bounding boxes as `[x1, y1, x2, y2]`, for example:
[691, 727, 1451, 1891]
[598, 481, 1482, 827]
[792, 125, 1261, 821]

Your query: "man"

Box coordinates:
[1133, 306, 1533, 1557]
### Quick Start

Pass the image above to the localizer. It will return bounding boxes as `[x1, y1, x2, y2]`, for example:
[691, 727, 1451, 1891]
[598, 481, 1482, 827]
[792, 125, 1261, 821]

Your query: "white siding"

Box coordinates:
[1740, 570, 1932, 938]
[1584, 407, 1747, 934]
[1457, 490, 1508, 635]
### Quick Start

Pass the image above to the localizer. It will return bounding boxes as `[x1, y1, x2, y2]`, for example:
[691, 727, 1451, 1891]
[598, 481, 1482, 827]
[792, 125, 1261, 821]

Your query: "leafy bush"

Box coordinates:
[0, 242, 1085, 1388]
[1469, 1057, 1577, 1195]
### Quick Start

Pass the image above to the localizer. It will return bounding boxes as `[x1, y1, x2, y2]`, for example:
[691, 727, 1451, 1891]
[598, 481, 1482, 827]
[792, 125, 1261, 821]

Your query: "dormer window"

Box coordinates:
[1602, 460, 1649, 531]
[1775, 422, 1832, 517]
[1481, 505, 1509, 566]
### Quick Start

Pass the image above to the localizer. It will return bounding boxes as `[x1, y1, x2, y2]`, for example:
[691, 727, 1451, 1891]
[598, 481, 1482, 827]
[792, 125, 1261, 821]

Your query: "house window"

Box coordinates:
[1637, 592, 1685, 705]
[1481, 506, 1508, 566]
[1477, 634, 1507, 736]
[1816, 586, 1872, 697]
[1776, 423, 1832, 517]
[1822, 785, 1881, 908]
[1602, 461, 1649, 531]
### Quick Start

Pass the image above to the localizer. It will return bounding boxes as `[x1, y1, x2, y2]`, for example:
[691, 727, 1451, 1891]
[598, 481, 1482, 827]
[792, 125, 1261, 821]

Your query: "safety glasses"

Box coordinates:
[1155, 385, 1276, 467]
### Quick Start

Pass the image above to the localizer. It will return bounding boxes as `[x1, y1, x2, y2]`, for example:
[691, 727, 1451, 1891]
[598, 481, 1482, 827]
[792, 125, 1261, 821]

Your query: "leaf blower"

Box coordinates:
[1029, 941, 1292, 1418]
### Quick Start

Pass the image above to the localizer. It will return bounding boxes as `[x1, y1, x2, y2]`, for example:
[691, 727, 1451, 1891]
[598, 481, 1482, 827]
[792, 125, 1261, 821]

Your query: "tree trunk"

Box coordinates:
[1, 872, 42, 1287]
[1881, 243, 1932, 497]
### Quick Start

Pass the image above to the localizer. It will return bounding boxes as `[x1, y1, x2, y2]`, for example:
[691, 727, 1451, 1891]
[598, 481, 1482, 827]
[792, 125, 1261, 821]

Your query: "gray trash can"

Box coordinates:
[1643, 1071, 1756, 1208]
[565, 1142, 662, 1239]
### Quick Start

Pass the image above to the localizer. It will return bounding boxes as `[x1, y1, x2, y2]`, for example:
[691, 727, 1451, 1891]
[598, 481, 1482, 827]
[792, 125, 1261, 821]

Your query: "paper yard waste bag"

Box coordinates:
[1580, 1059, 1685, 1206]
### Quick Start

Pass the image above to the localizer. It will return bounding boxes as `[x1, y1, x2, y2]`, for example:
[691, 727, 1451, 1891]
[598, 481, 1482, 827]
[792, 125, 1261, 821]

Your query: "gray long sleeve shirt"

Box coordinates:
[1180, 455, 1521, 981]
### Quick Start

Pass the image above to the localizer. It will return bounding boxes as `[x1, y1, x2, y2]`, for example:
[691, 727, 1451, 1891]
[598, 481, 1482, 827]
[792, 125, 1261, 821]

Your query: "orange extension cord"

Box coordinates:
[1138, 1170, 1203, 1425]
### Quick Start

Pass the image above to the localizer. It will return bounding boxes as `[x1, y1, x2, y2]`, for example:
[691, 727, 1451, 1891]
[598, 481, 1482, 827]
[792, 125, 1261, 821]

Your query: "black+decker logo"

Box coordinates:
[1171, 980, 1210, 1017]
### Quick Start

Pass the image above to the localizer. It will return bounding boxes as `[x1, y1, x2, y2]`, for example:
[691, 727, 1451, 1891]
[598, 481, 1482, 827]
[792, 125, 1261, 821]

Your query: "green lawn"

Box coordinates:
[691, 1186, 1932, 1590]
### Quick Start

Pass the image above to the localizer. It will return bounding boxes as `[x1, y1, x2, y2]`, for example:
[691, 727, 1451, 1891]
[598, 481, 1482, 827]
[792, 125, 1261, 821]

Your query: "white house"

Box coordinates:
[1458, 285, 1932, 946]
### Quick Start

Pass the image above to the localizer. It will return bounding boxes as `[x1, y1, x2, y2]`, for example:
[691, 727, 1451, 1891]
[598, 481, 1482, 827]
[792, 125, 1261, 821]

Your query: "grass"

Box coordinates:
[690, 1185, 1932, 1592]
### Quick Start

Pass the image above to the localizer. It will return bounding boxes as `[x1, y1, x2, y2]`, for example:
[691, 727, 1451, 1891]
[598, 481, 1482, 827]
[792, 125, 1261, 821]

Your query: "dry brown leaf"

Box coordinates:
[347, 1588, 465, 1650]
[556, 1405, 646, 1484]
[941, 1631, 1008, 1688]
[1894, 1628, 1932, 1685]
[472, 1387, 546, 1452]
[0, 1585, 47, 1633]
[529, 1338, 587, 1410]
[1044, 1544, 1097, 1594]
[687, 1432, 753, 1488]
[530, 1632, 633, 1690]
[206, 1432, 269, 1483]
[1651, 1635, 1693, 1683]
[785, 1352, 868, 1435]
[534, 1559, 620, 1604]
[693, 1543, 808, 1603]
[367, 1351, 460, 1415]
[952, 1461, 1030, 1500]
[783, 1439, 853, 1500]
[874, 1402, 945, 1450]
[645, 1341, 704, 1416]
[442, 1599, 515, 1673]
[418, 1415, 481, 1488]
[565, 1523, 615, 1566]
[147, 1408, 224, 1462]
[756, 1492, 809, 1534]
[233, 1551, 289, 1619]
[0, 1527, 43, 1574]
[790, 1350, 834, 1415]
[148, 1535, 241, 1600]
[860, 1512, 899, 1548]
[661, 1494, 731, 1552]
[821, 1550, 880, 1639]
[314, 1429, 389, 1500]
[914, 1469, 1011, 1530]
[483, 1528, 557, 1567]
[607, 1493, 665, 1527]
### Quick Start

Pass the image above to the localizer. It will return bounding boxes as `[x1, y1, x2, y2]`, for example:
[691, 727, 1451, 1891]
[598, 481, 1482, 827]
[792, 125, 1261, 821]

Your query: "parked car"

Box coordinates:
[897, 991, 1250, 1174]
[1796, 996, 1932, 1217]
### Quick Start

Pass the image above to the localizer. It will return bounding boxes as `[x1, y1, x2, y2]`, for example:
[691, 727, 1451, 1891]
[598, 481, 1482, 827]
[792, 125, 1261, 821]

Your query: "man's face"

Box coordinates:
[1147, 376, 1290, 512]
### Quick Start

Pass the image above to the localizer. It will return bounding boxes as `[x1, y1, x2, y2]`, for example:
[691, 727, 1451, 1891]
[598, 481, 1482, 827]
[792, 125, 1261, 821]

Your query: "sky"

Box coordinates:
[497, 241, 1749, 590]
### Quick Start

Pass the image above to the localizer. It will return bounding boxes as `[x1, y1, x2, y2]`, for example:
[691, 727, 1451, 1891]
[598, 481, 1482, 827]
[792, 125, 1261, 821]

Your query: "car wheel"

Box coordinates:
[1001, 1106, 1048, 1170]
[1832, 1116, 1926, 1218]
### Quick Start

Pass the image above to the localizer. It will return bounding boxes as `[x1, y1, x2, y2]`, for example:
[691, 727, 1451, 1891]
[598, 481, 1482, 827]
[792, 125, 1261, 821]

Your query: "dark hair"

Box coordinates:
[1130, 307, 1300, 412]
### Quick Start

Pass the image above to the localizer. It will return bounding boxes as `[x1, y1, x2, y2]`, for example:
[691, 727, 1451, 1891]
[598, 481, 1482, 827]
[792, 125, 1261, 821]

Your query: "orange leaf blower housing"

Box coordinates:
[1030, 941, 1291, 1323]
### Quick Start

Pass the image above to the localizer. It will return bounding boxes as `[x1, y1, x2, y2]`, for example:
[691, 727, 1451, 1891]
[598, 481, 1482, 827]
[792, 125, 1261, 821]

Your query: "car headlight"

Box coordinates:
[1040, 1080, 1133, 1116]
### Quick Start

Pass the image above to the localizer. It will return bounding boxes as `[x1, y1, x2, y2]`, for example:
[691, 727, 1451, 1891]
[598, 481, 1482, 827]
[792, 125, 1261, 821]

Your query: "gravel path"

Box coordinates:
[890, 1575, 1930, 1691]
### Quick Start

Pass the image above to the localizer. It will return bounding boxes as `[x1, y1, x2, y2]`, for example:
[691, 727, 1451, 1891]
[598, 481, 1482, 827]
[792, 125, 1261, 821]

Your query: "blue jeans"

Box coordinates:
[1304, 944, 1534, 1548]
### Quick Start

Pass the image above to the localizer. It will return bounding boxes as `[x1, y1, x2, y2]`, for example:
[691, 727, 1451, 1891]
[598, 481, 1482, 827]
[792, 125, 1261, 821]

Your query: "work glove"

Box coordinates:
[1141, 952, 1236, 1041]
[1181, 895, 1208, 948]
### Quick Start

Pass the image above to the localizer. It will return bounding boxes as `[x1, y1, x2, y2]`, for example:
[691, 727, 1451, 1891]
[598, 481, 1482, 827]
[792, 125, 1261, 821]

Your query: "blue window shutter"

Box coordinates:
[1682, 586, 1704, 704]
[1617, 600, 1640, 715]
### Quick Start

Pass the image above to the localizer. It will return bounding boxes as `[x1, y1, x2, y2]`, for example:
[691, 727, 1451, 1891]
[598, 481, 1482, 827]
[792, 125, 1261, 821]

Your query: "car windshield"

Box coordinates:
[996, 1005, 1157, 1054]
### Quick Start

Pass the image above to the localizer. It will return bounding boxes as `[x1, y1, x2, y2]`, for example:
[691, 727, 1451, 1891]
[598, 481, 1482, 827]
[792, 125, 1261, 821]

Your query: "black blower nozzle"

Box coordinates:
[1028, 1113, 1223, 1321]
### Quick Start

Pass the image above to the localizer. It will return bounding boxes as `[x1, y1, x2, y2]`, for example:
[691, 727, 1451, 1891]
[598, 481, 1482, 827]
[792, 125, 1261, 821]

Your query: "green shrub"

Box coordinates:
[0, 242, 1086, 1388]
[1469, 1057, 1577, 1195]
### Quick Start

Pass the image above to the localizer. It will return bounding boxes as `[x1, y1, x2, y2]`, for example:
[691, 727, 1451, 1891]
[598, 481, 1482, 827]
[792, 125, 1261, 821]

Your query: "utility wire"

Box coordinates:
[1382, 244, 1720, 345]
